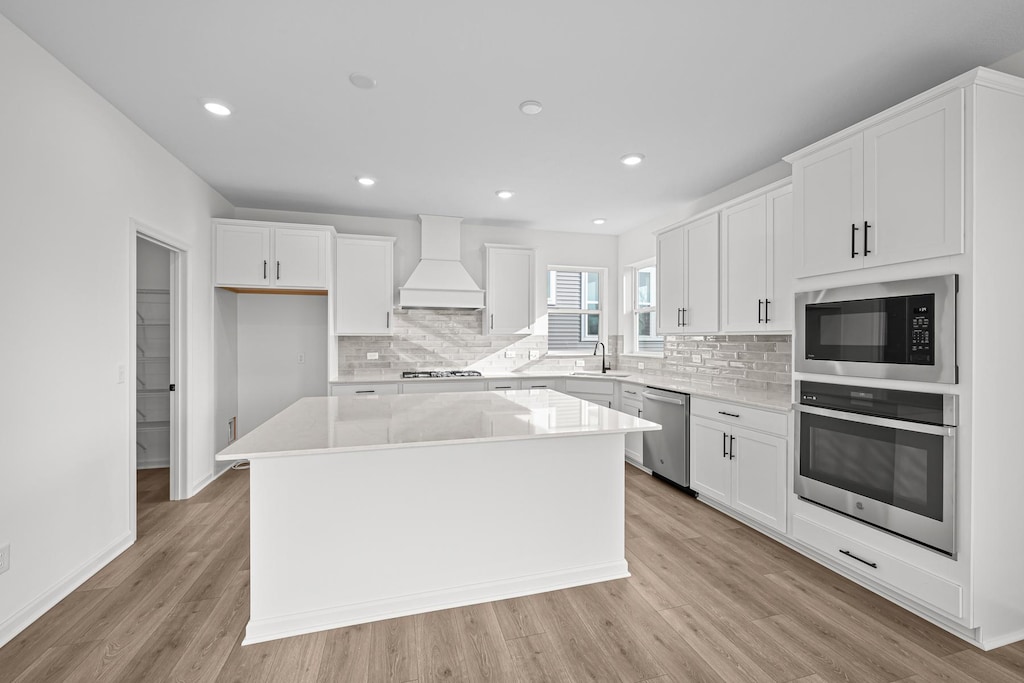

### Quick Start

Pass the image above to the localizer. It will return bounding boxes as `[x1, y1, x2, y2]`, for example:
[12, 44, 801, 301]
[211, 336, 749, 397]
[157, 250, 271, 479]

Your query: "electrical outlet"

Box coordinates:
[692, 354, 702, 363]
[0, 544, 10, 575]
[297, 352, 306, 364]
[227, 417, 237, 442]
[529, 350, 540, 360]
[575, 359, 586, 367]
[638, 362, 645, 371]
[367, 352, 379, 360]
[505, 350, 516, 358]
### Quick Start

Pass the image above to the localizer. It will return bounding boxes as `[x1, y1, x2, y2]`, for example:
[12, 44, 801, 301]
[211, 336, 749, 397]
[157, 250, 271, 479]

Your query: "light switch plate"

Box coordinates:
[529, 350, 540, 360]
[367, 352, 379, 360]
[638, 362, 645, 371]
[692, 355, 702, 363]
[575, 359, 586, 367]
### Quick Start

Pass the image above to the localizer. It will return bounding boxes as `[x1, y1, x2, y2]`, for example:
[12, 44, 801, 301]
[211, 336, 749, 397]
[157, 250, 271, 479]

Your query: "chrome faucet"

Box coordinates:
[593, 340, 611, 374]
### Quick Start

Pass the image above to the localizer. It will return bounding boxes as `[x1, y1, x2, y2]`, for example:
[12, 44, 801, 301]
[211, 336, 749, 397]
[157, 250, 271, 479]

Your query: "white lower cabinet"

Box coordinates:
[689, 400, 788, 533]
[486, 379, 521, 391]
[330, 383, 399, 396]
[792, 514, 963, 620]
[562, 378, 614, 408]
[400, 380, 487, 394]
[619, 385, 644, 464]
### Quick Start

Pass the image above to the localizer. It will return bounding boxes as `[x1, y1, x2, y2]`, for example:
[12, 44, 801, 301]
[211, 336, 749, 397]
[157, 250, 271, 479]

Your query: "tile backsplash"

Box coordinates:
[616, 334, 792, 394]
[337, 310, 789, 392]
[336, 309, 614, 375]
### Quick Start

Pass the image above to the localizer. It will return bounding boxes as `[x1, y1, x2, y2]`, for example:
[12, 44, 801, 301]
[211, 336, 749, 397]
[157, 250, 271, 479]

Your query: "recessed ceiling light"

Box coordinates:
[202, 101, 232, 116]
[620, 153, 645, 166]
[495, 190, 515, 199]
[593, 218, 606, 225]
[356, 176, 376, 187]
[349, 73, 377, 89]
[519, 100, 543, 115]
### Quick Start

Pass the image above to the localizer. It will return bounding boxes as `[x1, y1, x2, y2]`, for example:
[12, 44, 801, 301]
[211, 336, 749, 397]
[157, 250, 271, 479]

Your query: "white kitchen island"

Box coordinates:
[216, 389, 659, 645]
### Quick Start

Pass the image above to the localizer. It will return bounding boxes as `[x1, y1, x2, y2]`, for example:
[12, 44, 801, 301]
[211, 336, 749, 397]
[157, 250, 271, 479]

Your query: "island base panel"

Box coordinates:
[243, 433, 628, 644]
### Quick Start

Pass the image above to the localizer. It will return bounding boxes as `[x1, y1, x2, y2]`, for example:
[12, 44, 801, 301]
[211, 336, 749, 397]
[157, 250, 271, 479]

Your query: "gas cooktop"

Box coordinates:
[401, 370, 483, 379]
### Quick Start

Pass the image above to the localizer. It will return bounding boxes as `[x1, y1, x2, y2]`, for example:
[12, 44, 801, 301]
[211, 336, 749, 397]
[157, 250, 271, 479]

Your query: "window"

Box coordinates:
[631, 263, 663, 353]
[547, 267, 605, 351]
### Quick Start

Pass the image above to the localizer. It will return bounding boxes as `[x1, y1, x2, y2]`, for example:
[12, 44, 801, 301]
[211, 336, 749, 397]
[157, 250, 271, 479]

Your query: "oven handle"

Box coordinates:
[797, 404, 955, 437]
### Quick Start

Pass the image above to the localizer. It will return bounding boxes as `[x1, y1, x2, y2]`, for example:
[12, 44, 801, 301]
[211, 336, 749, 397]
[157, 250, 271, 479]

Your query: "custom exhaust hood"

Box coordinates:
[398, 215, 485, 309]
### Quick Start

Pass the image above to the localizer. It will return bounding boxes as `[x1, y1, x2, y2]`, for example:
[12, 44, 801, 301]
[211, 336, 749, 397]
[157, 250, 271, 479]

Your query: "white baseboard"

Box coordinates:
[187, 460, 232, 498]
[978, 626, 1024, 651]
[0, 532, 134, 648]
[243, 559, 629, 645]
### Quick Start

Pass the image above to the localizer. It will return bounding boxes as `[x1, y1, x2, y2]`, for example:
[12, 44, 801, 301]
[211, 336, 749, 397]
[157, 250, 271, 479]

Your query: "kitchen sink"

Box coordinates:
[570, 370, 632, 377]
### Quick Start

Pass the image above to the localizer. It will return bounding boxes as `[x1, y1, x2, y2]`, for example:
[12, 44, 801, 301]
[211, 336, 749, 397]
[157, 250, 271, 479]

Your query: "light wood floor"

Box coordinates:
[3, 467, 1024, 682]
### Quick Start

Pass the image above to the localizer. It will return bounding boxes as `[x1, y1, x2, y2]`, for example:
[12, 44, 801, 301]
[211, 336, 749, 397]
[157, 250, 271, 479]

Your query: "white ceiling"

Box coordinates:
[3, 1, 1024, 235]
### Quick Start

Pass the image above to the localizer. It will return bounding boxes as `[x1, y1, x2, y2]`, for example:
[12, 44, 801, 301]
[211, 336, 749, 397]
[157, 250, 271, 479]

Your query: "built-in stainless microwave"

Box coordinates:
[795, 275, 957, 384]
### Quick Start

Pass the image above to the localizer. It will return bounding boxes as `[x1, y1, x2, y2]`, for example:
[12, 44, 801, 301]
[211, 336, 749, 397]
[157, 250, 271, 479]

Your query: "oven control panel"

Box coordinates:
[908, 295, 934, 364]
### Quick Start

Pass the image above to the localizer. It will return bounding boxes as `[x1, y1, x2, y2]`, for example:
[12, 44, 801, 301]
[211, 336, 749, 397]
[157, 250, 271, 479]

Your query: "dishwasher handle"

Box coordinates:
[642, 392, 684, 406]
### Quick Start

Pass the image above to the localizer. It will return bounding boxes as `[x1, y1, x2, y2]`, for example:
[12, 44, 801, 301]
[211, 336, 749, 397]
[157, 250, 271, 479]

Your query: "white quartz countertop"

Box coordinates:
[329, 370, 793, 412]
[216, 389, 661, 461]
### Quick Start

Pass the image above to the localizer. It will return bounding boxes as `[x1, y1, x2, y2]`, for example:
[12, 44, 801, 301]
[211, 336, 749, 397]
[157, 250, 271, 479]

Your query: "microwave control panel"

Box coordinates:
[908, 295, 934, 364]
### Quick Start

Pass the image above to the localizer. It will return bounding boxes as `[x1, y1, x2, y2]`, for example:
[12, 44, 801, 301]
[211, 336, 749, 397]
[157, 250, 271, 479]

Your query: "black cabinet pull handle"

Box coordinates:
[840, 548, 877, 569]
[765, 299, 771, 323]
[722, 432, 728, 458]
[864, 221, 872, 255]
[386, 311, 390, 329]
[729, 434, 735, 459]
[851, 223, 859, 258]
[277, 261, 281, 279]
[263, 260, 267, 279]
[681, 308, 687, 326]
[355, 390, 375, 394]
[490, 314, 494, 330]
[758, 299, 764, 324]
[677, 308, 683, 326]
[718, 411, 740, 418]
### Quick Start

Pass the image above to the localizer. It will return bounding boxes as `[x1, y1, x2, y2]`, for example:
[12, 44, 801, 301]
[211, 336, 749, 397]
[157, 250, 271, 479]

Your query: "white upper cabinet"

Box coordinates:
[721, 195, 769, 332]
[656, 225, 686, 335]
[656, 214, 719, 335]
[863, 89, 964, 268]
[215, 222, 272, 287]
[335, 235, 395, 336]
[484, 245, 535, 335]
[790, 89, 963, 277]
[274, 228, 329, 288]
[767, 186, 793, 331]
[214, 219, 331, 290]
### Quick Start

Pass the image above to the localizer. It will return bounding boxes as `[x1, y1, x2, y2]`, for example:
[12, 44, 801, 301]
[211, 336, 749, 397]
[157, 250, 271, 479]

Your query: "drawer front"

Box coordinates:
[792, 515, 962, 619]
[564, 379, 614, 395]
[690, 397, 788, 436]
[523, 379, 564, 391]
[619, 384, 643, 403]
[330, 383, 399, 396]
[400, 380, 486, 394]
[487, 379, 521, 391]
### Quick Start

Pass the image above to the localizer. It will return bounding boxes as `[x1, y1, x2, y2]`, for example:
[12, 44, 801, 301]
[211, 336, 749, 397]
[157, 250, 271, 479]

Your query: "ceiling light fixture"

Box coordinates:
[519, 100, 543, 115]
[202, 101, 232, 116]
[356, 176, 376, 187]
[495, 190, 515, 199]
[620, 153, 645, 166]
[349, 73, 377, 90]
[592, 218, 606, 225]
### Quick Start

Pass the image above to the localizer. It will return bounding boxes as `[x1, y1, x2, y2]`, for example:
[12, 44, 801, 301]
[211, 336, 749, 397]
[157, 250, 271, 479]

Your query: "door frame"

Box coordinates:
[129, 218, 190, 526]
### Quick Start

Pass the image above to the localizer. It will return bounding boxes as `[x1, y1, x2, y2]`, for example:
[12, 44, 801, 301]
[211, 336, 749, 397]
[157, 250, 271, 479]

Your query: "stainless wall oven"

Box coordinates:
[795, 274, 957, 383]
[795, 381, 957, 555]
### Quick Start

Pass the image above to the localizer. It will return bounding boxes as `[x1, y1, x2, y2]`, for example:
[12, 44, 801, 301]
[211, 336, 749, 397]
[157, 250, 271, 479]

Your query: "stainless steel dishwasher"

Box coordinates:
[642, 387, 690, 489]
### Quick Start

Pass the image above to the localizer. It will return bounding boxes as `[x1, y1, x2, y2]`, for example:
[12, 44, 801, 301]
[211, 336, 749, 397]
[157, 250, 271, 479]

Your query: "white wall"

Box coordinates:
[0, 14, 231, 646]
[236, 294, 328, 435]
[233, 209, 621, 338]
[214, 288, 239, 454]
